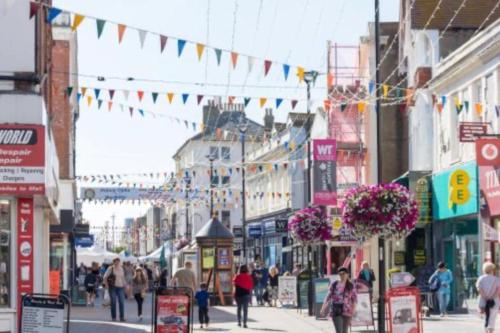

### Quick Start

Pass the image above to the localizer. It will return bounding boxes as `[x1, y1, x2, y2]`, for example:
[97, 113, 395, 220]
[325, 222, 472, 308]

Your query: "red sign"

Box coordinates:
[479, 166, 500, 217]
[459, 122, 487, 142]
[0, 125, 45, 195]
[386, 287, 422, 333]
[17, 198, 34, 306]
[477, 138, 500, 166]
[313, 139, 337, 206]
[156, 295, 189, 333]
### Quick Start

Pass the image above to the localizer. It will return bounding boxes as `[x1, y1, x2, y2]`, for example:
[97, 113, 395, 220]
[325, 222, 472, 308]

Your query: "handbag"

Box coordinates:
[429, 274, 441, 292]
[330, 281, 347, 317]
[107, 267, 116, 288]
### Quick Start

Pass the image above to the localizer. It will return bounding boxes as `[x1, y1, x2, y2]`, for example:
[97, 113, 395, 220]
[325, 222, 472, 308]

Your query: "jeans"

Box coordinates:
[134, 293, 143, 316]
[254, 286, 264, 305]
[198, 306, 209, 324]
[110, 287, 125, 320]
[437, 292, 450, 314]
[332, 315, 350, 333]
[236, 295, 250, 324]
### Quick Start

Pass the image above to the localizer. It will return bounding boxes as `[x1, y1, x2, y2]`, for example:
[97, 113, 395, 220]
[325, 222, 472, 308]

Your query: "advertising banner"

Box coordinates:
[0, 125, 45, 195]
[479, 166, 500, 217]
[477, 138, 500, 166]
[80, 187, 171, 201]
[312, 139, 337, 206]
[351, 293, 374, 326]
[17, 198, 34, 306]
[21, 296, 66, 333]
[387, 287, 422, 333]
[156, 295, 189, 333]
[278, 276, 297, 306]
[202, 248, 214, 269]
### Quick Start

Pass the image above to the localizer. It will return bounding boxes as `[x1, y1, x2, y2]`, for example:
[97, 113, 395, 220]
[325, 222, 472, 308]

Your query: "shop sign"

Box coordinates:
[413, 250, 426, 266]
[482, 222, 499, 242]
[217, 248, 231, 269]
[278, 276, 297, 306]
[73, 223, 90, 236]
[21, 295, 67, 333]
[449, 169, 471, 205]
[0, 125, 45, 195]
[74, 235, 94, 247]
[80, 187, 171, 201]
[479, 166, 500, 217]
[232, 226, 243, 238]
[459, 122, 487, 142]
[17, 198, 34, 306]
[394, 251, 406, 266]
[476, 138, 500, 166]
[415, 178, 432, 225]
[275, 218, 288, 233]
[248, 224, 262, 238]
[386, 287, 422, 333]
[156, 295, 189, 333]
[391, 272, 415, 288]
[312, 139, 337, 206]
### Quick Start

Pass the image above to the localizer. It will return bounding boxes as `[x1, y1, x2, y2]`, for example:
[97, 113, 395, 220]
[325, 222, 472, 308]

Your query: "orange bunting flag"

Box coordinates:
[475, 103, 483, 116]
[196, 43, 205, 61]
[117, 24, 126, 44]
[81, 87, 87, 96]
[297, 67, 305, 83]
[167, 93, 174, 104]
[405, 88, 414, 105]
[357, 101, 366, 113]
[231, 52, 239, 69]
[71, 14, 85, 31]
[323, 99, 331, 111]
[228, 96, 235, 105]
[137, 91, 144, 102]
[436, 103, 443, 113]
[327, 73, 334, 89]
[107, 101, 113, 111]
[259, 98, 267, 108]
[86, 96, 92, 106]
[382, 84, 389, 98]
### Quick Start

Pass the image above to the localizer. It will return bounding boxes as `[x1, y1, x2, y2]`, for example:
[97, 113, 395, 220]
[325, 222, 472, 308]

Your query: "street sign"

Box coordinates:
[390, 272, 415, 288]
[386, 287, 422, 333]
[459, 122, 487, 142]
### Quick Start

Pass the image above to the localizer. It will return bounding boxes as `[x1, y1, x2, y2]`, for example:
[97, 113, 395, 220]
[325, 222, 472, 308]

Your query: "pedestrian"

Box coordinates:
[268, 266, 279, 307]
[233, 264, 253, 328]
[171, 261, 197, 293]
[251, 262, 264, 305]
[195, 282, 210, 329]
[84, 267, 98, 306]
[292, 263, 302, 277]
[124, 261, 134, 299]
[145, 264, 153, 291]
[77, 262, 87, 285]
[103, 257, 127, 322]
[357, 261, 376, 297]
[132, 266, 148, 322]
[428, 261, 453, 317]
[476, 262, 500, 333]
[158, 267, 168, 289]
[321, 267, 357, 333]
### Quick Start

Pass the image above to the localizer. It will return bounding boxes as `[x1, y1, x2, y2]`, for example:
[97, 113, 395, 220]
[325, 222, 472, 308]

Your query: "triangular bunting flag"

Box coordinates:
[167, 93, 174, 104]
[291, 100, 298, 110]
[152, 92, 158, 104]
[71, 14, 85, 31]
[358, 101, 366, 113]
[47, 8, 62, 23]
[464, 101, 469, 113]
[215, 49, 222, 65]
[197, 95, 204, 105]
[228, 96, 235, 105]
[138, 109, 145, 117]
[94, 88, 101, 99]
[97, 100, 103, 110]
[264, 60, 272, 76]
[30, 2, 40, 19]
[475, 103, 483, 116]
[96, 19, 106, 38]
[138, 29, 147, 49]
[382, 84, 389, 98]
[297, 67, 305, 83]
[276, 98, 283, 109]
[182, 94, 189, 104]
[77, 93, 82, 103]
[137, 91, 144, 102]
[441, 96, 446, 106]
[196, 43, 205, 61]
[368, 81, 375, 94]
[283, 64, 290, 81]
[327, 73, 334, 88]
[231, 52, 239, 68]
[117, 24, 126, 44]
[123, 90, 130, 101]
[456, 103, 463, 115]
[109, 89, 115, 100]
[66, 86, 73, 97]
[248, 56, 255, 72]
[244, 98, 251, 107]
[324, 99, 331, 111]
[177, 39, 186, 57]
[160, 35, 168, 53]
[436, 103, 443, 113]
[192, 123, 197, 131]
[259, 98, 267, 108]
[495, 105, 500, 117]
[81, 87, 87, 96]
[129, 107, 134, 117]
[86, 96, 92, 107]
[107, 101, 113, 111]
[340, 102, 347, 112]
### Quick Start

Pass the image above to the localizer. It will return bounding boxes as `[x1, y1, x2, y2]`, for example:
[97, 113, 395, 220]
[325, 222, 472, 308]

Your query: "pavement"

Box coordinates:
[68, 291, 499, 332]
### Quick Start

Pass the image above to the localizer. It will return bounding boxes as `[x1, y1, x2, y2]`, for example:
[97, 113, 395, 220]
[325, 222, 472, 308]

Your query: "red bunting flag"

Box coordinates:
[29, 1, 40, 19]
[231, 52, 239, 69]
[118, 24, 126, 44]
[264, 60, 272, 76]
[228, 96, 235, 105]
[137, 91, 144, 101]
[107, 101, 113, 111]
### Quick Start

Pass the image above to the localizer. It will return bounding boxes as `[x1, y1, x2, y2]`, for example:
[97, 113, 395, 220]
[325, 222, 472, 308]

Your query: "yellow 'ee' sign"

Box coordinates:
[449, 169, 471, 205]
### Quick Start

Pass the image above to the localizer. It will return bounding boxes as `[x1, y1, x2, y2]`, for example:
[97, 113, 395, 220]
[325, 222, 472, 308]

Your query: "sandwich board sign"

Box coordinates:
[20, 294, 70, 333]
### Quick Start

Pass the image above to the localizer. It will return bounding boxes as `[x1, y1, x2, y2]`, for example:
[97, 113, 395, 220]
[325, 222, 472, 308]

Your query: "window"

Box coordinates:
[0, 200, 10, 307]
[209, 147, 219, 159]
[221, 147, 230, 160]
[222, 176, 230, 185]
[221, 211, 230, 229]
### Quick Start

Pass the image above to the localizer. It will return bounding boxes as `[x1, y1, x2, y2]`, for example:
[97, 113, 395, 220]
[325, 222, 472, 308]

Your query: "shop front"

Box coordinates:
[261, 212, 289, 270]
[246, 222, 263, 262]
[432, 161, 479, 312]
[478, 164, 500, 267]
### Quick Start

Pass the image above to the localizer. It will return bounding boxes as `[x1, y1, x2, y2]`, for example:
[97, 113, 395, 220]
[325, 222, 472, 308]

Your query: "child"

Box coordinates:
[195, 283, 210, 329]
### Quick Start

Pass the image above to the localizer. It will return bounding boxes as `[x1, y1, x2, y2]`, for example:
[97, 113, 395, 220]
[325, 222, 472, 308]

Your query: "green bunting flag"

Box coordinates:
[96, 19, 106, 38]
[97, 100, 103, 110]
[66, 86, 73, 97]
[244, 98, 251, 107]
[464, 101, 469, 113]
[152, 92, 158, 104]
[215, 49, 222, 65]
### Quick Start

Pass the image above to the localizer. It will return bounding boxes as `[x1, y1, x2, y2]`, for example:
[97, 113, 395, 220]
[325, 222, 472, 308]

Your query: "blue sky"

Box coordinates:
[54, 0, 399, 230]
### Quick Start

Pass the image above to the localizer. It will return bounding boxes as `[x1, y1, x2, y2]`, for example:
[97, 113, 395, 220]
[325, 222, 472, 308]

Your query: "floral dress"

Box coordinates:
[325, 281, 358, 317]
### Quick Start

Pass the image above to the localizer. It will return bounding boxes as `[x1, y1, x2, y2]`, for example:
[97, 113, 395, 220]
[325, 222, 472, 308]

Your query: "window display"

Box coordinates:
[0, 200, 10, 307]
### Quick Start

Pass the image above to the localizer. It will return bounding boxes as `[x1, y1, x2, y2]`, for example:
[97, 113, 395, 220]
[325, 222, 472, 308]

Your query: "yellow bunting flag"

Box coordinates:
[475, 103, 483, 116]
[454, 96, 460, 107]
[382, 84, 389, 98]
[196, 43, 205, 61]
[297, 67, 305, 83]
[117, 24, 126, 44]
[259, 98, 267, 108]
[231, 52, 239, 69]
[167, 92, 174, 104]
[71, 14, 85, 31]
[357, 101, 366, 113]
[86, 96, 92, 106]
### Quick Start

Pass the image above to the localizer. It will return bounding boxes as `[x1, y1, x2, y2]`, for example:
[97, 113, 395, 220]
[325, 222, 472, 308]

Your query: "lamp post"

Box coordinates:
[184, 175, 191, 240]
[304, 70, 318, 317]
[206, 154, 216, 217]
[238, 119, 249, 263]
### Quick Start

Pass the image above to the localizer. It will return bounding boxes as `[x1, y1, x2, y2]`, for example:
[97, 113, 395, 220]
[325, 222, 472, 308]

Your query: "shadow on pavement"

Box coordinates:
[70, 320, 149, 333]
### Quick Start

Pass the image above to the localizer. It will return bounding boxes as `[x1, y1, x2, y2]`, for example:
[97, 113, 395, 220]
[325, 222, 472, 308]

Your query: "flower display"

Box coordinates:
[288, 206, 332, 245]
[341, 183, 419, 240]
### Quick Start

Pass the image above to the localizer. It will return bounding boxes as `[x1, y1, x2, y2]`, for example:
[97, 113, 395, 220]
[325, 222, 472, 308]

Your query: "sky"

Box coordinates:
[53, 0, 399, 231]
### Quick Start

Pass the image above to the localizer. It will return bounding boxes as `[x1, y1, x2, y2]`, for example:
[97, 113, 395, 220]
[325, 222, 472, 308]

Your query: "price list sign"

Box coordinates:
[21, 296, 65, 333]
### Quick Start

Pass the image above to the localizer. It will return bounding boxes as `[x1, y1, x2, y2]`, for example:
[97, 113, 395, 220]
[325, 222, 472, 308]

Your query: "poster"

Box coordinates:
[351, 293, 374, 326]
[278, 276, 297, 305]
[387, 287, 421, 333]
[202, 248, 214, 269]
[313, 278, 330, 319]
[218, 271, 232, 293]
[312, 139, 337, 206]
[0, 125, 45, 195]
[21, 296, 65, 333]
[156, 295, 189, 333]
[17, 198, 34, 307]
[49, 271, 60, 295]
[217, 248, 231, 269]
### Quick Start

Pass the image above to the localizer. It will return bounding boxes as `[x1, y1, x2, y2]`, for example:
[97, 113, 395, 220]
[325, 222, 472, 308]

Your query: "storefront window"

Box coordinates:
[0, 200, 10, 307]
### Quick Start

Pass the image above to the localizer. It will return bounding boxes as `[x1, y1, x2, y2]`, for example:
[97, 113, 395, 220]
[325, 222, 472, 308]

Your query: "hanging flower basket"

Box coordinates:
[288, 206, 332, 246]
[341, 183, 419, 240]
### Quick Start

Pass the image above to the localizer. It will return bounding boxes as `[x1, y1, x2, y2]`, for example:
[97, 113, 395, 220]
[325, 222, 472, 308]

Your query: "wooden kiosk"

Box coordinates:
[195, 217, 234, 305]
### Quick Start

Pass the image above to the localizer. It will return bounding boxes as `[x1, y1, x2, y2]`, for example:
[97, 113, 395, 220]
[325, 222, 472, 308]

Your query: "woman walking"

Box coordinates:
[321, 267, 357, 333]
[233, 264, 254, 328]
[428, 262, 453, 317]
[268, 266, 279, 307]
[84, 267, 98, 306]
[124, 261, 134, 299]
[132, 267, 148, 322]
[477, 262, 500, 333]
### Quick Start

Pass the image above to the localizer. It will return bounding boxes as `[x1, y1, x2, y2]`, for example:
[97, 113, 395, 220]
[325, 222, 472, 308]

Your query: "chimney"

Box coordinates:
[202, 102, 220, 130]
[264, 108, 274, 134]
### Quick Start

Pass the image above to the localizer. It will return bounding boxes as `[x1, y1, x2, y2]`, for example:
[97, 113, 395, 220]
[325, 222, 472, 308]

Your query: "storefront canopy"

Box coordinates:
[76, 246, 118, 266]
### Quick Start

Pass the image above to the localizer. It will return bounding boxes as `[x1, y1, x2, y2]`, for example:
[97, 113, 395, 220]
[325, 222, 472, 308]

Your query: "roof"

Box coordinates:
[195, 218, 234, 239]
[411, 0, 500, 30]
[287, 112, 315, 127]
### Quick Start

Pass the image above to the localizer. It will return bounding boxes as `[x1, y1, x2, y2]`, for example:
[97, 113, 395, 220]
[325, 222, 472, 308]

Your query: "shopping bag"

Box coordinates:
[103, 289, 110, 307]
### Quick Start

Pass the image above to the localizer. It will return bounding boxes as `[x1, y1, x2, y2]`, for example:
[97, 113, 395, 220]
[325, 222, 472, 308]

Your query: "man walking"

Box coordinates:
[104, 257, 127, 322]
[171, 261, 197, 293]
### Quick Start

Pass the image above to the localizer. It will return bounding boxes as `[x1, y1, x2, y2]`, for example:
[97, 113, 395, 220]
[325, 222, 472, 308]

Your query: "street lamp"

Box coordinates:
[184, 175, 191, 240]
[238, 117, 249, 263]
[303, 69, 318, 317]
[206, 154, 216, 218]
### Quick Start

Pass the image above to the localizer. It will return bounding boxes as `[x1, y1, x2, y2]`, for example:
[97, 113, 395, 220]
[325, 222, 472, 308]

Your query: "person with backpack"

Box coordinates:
[428, 261, 453, 317]
[84, 267, 98, 306]
[321, 267, 357, 333]
[103, 257, 127, 322]
[476, 262, 500, 333]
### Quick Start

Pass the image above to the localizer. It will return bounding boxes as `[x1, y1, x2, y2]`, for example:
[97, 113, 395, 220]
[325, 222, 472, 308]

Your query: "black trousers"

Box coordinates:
[235, 295, 250, 324]
[198, 306, 209, 324]
[134, 293, 144, 316]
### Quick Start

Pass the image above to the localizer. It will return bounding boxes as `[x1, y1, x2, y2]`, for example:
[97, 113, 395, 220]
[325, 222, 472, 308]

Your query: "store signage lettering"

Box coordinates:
[458, 122, 487, 142]
[21, 296, 65, 333]
[312, 139, 337, 206]
[479, 166, 500, 217]
[275, 218, 288, 233]
[17, 198, 34, 310]
[476, 138, 500, 166]
[449, 169, 470, 205]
